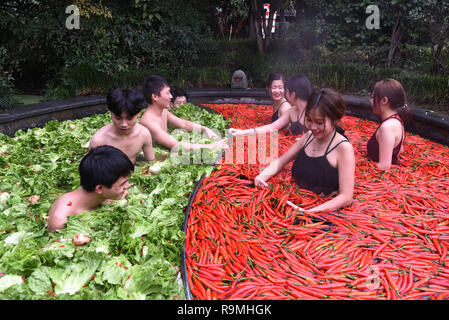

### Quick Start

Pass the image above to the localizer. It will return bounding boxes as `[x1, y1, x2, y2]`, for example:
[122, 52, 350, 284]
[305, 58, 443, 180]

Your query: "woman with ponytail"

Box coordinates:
[367, 78, 411, 170]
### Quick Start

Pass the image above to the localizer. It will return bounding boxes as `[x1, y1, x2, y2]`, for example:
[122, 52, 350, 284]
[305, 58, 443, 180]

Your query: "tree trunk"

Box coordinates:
[250, 0, 264, 55]
[264, 8, 275, 50]
[278, 8, 285, 39]
[387, 15, 404, 68]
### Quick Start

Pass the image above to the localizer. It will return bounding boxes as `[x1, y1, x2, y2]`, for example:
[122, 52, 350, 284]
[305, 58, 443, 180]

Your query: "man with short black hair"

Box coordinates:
[140, 75, 227, 152]
[47, 145, 134, 233]
[89, 88, 155, 163]
[170, 87, 187, 109]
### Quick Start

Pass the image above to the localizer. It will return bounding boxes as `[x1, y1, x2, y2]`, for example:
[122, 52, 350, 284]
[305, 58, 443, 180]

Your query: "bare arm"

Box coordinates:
[376, 122, 399, 170]
[142, 116, 226, 152]
[254, 133, 309, 187]
[47, 200, 69, 233]
[167, 112, 219, 139]
[142, 129, 155, 161]
[229, 109, 294, 136]
[88, 132, 101, 150]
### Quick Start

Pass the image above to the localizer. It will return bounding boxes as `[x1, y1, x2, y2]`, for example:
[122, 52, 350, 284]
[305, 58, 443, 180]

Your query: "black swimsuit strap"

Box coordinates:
[325, 139, 349, 155]
[303, 132, 315, 148]
[274, 100, 288, 113]
[323, 129, 338, 155]
[297, 108, 306, 124]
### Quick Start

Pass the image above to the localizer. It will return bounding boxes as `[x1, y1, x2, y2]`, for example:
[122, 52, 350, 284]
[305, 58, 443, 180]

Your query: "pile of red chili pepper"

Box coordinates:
[185, 104, 449, 300]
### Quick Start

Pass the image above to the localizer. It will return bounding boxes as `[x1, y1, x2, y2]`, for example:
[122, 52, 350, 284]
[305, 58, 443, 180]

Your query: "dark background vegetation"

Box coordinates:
[0, 0, 448, 113]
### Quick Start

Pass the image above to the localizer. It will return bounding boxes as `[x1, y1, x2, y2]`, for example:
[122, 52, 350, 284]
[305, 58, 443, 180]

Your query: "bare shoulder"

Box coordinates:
[280, 101, 293, 113]
[90, 124, 113, 145]
[135, 123, 152, 141]
[381, 118, 402, 131]
[289, 107, 299, 121]
[140, 109, 162, 128]
[47, 193, 75, 232]
[139, 109, 154, 125]
[336, 136, 354, 156]
[49, 193, 73, 216]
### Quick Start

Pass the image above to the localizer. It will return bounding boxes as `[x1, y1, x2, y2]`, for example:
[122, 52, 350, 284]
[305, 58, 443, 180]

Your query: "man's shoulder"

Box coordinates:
[134, 123, 152, 138]
[92, 123, 114, 139]
[140, 111, 167, 130]
[49, 191, 78, 217]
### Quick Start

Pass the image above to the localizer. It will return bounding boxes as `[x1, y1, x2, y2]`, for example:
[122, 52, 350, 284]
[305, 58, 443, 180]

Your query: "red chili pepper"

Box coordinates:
[185, 103, 449, 300]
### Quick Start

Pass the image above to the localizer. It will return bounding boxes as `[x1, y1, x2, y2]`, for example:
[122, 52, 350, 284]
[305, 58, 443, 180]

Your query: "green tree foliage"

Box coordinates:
[281, 0, 448, 74]
[0, 0, 216, 95]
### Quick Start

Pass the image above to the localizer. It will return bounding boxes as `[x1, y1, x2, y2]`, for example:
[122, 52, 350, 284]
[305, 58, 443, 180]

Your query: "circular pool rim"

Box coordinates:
[1, 89, 448, 146]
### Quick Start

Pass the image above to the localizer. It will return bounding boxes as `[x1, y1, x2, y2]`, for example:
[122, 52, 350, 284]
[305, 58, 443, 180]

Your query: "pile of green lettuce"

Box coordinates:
[0, 103, 229, 300]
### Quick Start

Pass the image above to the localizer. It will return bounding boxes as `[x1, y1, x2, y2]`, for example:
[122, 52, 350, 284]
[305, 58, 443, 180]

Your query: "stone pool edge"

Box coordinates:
[1, 89, 448, 146]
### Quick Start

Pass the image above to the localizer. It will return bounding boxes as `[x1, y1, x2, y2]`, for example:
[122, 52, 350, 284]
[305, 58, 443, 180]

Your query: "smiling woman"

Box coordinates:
[255, 88, 355, 212]
[266, 73, 292, 122]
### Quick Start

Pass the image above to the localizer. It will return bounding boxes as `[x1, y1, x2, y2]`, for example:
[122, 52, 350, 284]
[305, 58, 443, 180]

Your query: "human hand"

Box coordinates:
[254, 174, 269, 188]
[205, 128, 219, 139]
[286, 201, 305, 212]
[210, 138, 229, 149]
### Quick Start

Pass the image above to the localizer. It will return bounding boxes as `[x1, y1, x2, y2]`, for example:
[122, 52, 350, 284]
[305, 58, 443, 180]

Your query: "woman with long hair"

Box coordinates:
[367, 78, 411, 170]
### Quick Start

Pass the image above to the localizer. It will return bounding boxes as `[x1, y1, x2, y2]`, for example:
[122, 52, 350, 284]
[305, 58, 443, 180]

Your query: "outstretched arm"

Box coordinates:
[254, 133, 308, 187]
[167, 112, 219, 139]
[229, 109, 293, 137]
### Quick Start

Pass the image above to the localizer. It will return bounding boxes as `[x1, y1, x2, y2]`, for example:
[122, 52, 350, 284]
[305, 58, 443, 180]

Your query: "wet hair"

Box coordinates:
[305, 88, 346, 130]
[142, 74, 169, 104]
[171, 87, 187, 102]
[266, 72, 286, 89]
[107, 88, 147, 118]
[286, 75, 312, 101]
[372, 78, 411, 122]
[79, 145, 134, 192]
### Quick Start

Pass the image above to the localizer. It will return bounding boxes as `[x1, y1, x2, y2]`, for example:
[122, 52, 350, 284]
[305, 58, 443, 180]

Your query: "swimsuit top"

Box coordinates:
[366, 113, 404, 165]
[272, 100, 289, 123]
[291, 130, 349, 195]
[287, 108, 308, 136]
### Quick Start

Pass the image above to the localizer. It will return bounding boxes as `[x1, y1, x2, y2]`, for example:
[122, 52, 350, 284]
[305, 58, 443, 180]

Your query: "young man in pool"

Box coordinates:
[170, 87, 188, 109]
[47, 145, 134, 233]
[140, 75, 227, 152]
[89, 88, 155, 163]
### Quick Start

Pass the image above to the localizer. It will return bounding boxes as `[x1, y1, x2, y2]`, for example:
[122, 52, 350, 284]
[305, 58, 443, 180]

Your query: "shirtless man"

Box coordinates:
[140, 75, 227, 152]
[47, 145, 134, 233]
[89, 88, 155, 163]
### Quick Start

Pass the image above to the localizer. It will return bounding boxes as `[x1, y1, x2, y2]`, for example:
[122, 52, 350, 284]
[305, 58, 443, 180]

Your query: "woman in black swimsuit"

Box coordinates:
[229, 75, 311, 137]
[255, 88, 355, 212]
[285, 75, 311, 135]
[266, 72, 292, 122]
